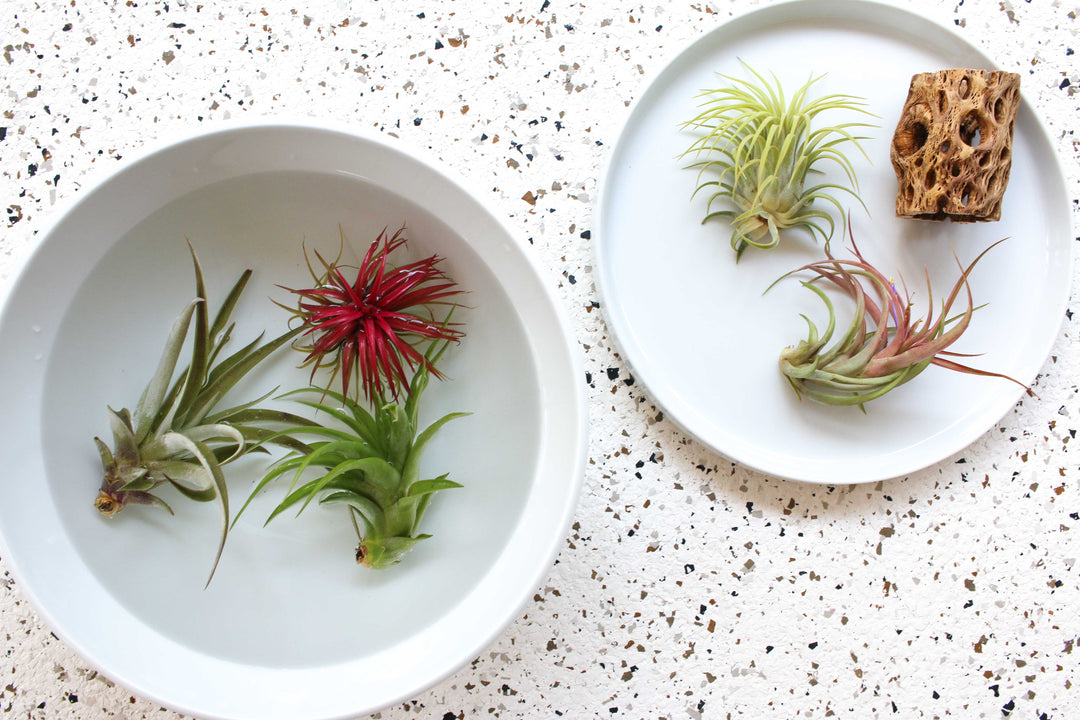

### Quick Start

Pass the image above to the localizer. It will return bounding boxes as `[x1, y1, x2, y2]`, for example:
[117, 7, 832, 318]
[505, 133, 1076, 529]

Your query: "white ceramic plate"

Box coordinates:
[595, 0, 1072, 483]
[0, 121, 586, 719]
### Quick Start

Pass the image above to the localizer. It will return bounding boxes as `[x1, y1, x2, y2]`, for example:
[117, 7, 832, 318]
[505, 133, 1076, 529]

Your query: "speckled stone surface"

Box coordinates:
[2, 0, 1079, 718]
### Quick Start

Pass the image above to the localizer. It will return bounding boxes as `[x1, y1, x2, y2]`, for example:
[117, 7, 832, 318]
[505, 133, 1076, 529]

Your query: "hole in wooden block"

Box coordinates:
[958, 76, 970, 99]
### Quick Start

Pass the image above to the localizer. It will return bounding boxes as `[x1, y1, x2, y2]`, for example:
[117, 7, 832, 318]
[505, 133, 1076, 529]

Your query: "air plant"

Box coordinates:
[237, 341, 468, 569]
[93, 246, 310, 585]
[775, 236, 1026, 408]
[682, 62, 875, 259]
[281, 226, 464, 403]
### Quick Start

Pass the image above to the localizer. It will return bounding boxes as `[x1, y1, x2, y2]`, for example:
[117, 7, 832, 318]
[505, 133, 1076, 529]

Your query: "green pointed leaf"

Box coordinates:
[382, 404, 414, 468]
[185, 423, 245, 464]
[117, 466, 152, 491]
[208, 406, 319, 429]
[142, 368, 187, 440]
[284, 439, 379, 497]
[133, 298, 200, 442]
[209, 269, 252, 347]
[185, 327, 300, 425]
[168, 480, 218, 503]
[278, 387, 380, 442]
[319, 491, 384, 531]
[123, 491, 175, 515]
[230, 425, 312, 455]
[401, 412, 469, 489]
[176, 245, 211, 422]
[282, 397, 374, 441]
[149, 459, 214, 492]
[94, 436, 115, 470]
[406, 475, 463, 497]
[108, 406, 139, 464]
[295, 456, 401, 516]
[233, 455, 311, 526]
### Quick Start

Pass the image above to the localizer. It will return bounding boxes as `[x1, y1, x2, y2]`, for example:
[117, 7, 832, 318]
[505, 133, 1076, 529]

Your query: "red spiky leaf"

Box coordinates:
[283, 227, 464, 402]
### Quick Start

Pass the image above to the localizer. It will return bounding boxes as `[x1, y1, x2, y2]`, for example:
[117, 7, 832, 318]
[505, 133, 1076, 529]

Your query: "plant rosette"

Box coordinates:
[775, 235, 1026, 409]
[682, 62, 876, 259]
[238, 343, 468, 569]
[93, 246, 311, 585]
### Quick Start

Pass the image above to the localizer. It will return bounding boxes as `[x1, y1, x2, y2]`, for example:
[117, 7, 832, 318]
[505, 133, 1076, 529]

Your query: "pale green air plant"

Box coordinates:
[682, 62, 876, 259]
[93, 246, 311, 585]
[237, 341, 468, 569]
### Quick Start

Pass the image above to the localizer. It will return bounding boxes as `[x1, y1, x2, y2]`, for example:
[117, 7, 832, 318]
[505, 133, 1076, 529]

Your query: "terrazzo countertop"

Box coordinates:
[2, 0, 1079, 717]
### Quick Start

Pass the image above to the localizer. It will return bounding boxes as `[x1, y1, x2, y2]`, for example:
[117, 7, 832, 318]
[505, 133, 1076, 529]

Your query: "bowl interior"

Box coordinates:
[44, 168, 539, 666]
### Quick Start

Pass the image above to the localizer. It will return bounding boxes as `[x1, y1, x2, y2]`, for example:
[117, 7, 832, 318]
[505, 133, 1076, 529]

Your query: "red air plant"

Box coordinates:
[776, 234, 1027, 408]
[283, 227, 464, 402]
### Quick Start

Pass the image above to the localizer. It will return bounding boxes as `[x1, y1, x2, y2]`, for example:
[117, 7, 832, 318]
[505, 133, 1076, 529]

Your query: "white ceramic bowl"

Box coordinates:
[0, 121, 586, 719]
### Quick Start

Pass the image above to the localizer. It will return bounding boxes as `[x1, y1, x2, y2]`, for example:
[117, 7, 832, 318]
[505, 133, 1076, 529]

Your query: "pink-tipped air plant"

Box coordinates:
[282, 227, 464, 403]
[776, 235, 1027, 409]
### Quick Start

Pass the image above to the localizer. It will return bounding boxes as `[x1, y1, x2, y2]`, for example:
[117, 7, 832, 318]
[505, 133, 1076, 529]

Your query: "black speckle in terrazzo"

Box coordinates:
[606, 367, 619, 380]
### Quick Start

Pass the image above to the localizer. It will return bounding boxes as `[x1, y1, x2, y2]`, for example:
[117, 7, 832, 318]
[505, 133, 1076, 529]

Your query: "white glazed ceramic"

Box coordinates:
[594, 0, 1072, 483]
[0, 121, 587, 719]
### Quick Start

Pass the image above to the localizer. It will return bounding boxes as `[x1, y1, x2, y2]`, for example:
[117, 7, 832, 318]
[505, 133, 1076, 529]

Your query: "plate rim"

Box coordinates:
[592, 0, 1074, 484]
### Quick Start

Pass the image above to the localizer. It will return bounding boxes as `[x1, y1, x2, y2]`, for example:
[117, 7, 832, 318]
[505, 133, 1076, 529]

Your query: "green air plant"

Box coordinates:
[93, 246, 310, 585]
[682, 62, 875, 259]
[238, 342, 468, 569]
[776, 236, 1026, 409]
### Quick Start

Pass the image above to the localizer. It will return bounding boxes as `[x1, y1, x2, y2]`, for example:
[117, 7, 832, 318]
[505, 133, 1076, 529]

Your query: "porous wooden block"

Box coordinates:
[890, 69, 1021, 222]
